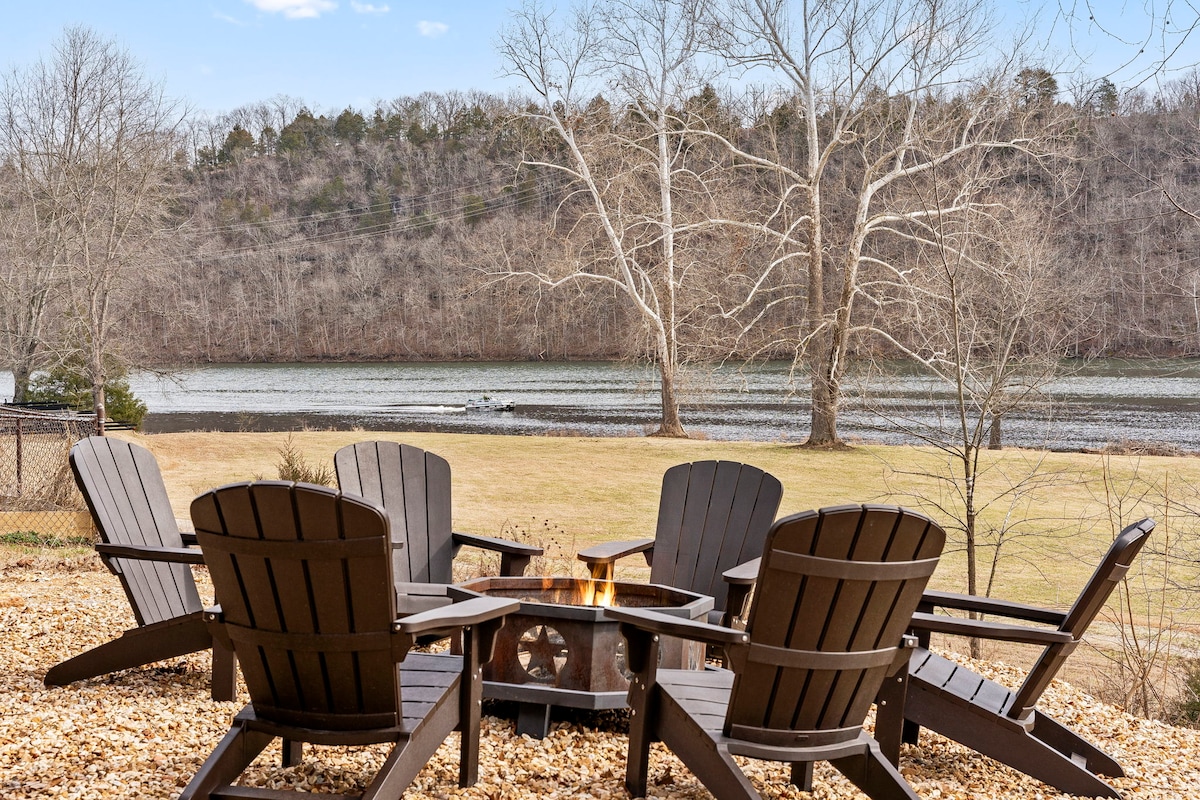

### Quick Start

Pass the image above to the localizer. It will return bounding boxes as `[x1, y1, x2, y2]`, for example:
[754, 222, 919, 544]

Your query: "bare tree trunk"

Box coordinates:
[809, 358, 839, 445]
[656, 343, 687, 438]
[92, 380, 107, 436]
[963, 456, 982, 659]
[10, 365, 32, 404]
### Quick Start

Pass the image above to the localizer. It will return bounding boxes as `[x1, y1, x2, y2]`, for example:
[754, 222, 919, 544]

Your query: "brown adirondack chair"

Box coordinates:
[875, 517, 1154, 798]
[45, 436, 235, 701]
[335, 440, 542, 614]
[578, 460, 783, 626]
[607, 504, 946, 800]
[180, 481, 518, 800]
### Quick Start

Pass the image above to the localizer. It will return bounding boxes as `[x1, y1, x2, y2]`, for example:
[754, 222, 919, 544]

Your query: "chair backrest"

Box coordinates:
[191, 481, 403, 731]
[334, 441, 455, 584]
[70, 436, 202, 626]
[649, 460, 783, 614]
[724, 504, 945, 747]
[1009, 517, 1154, 719]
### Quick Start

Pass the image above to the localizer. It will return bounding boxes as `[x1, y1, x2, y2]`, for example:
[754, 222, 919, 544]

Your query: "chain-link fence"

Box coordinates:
[0, 407, 98, 542]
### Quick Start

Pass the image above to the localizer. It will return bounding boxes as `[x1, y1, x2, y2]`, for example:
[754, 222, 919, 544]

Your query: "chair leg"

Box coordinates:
[874, 669, 908, 766]
[500, 552, 532, 577]
[458, 623, 488, 787]
[361, 737, 418, 800]
[790, 761, 814, 791]
[45, 617, 212, 688]
[905, 686, 1122, 798]
[831, 738, 921, 800]
[658, 726, 759, 800]
[622, 625, 664, 798]
[210, 640, 237, 702]
[625, 679, 654, 798]
[177, 720, 273, 800]
[281, 739, 303, 767]
[1029, 710, 1124, 778]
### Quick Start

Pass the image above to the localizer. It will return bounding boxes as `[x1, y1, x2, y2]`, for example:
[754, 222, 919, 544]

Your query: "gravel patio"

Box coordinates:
[2, 553, 1198, 800]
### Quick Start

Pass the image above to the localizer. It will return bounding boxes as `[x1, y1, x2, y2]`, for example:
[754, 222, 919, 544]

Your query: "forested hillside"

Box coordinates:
[105, 81, 1199, 367]
[7, 69, 1200, 379]
[132, 92, 641, 364]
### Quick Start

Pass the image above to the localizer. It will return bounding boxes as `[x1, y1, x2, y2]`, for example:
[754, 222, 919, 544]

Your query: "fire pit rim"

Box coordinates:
[452, 575, 714, 622]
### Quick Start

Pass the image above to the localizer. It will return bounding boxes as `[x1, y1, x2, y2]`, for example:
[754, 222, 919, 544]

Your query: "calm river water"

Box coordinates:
[4, 359, 1200, 450]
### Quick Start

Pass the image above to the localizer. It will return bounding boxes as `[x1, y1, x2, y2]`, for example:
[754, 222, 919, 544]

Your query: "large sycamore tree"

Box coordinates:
[713, 0, 1075, 445]
[1, 26, 185, 431]
[499, 0, 733, 437]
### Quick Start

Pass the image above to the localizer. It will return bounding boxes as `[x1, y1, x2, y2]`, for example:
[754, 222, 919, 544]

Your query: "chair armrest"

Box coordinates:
[577, 538, 655, 580]
[95, 542, 205, 565]
[919, 590, 1067, 626]
[578, 538, 655, 563]
[453, 531, 543, 577]
[395, 582, 455, 616]
[722, 557, 760, 586]
[396, 596, 519, 637]
[452, 531, 543, 556]
[605, 606, 749, 649]
[908, 611, 1076, 645]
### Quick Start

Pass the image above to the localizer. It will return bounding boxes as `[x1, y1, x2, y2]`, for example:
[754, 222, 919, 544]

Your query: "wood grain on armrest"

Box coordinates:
[397, 596, 520, 635]
[919, 589, 1067, 625]
[605, 606, 749, 648]
[908, 611, 1076, 645]
[94, 543, 206, 565]
[722, 557, 760, 585]
[452, 531, 543, 556]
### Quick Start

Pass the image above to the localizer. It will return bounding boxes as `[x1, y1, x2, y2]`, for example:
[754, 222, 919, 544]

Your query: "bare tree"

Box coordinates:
[1, 26, 187, 432]
[874, 191, 1091, 647]
[498, 0, 729, 436]
[707, 0, 1074, 445]
[0, 168, 57, 402]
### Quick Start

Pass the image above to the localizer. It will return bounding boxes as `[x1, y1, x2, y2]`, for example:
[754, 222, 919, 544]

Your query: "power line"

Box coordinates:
[171, 177, 568, 270]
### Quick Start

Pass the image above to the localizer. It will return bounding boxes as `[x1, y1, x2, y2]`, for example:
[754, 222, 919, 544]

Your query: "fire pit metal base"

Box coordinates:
[455, 576, 713, 737]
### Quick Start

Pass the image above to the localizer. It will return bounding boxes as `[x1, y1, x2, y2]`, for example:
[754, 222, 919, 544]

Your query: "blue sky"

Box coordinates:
[1, 0, 1196, 118]
[0, 0, 523, 116]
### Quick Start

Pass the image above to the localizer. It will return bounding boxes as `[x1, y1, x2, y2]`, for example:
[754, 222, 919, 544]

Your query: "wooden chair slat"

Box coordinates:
[47, 437, 233, 701]
[182, 480, 510, 799]
[672, 460, 726, 592]
[423, 453, 455, 584]
[619, 504, 945, 800]
[335, 441, 536, 599]
[882, 518, 1153, 798]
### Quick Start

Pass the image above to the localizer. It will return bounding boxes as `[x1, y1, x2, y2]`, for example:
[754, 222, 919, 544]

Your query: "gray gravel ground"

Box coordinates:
[3, 554, 1198, 799]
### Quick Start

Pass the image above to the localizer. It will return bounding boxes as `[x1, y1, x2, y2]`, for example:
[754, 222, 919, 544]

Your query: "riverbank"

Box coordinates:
[88, 358, 1200, 451]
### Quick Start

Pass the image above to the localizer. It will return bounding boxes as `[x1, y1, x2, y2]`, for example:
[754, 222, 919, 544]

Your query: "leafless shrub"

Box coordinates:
[270, 434, 335, 487]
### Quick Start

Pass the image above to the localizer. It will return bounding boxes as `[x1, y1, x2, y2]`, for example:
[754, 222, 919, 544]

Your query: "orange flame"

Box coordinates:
[581, 578, 617, 607]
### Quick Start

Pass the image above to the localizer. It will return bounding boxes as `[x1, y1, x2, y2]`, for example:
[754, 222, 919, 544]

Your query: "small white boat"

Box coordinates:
[465, 395, 515, 412]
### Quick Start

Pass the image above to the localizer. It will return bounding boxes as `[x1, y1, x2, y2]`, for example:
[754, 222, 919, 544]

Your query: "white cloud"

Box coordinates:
[213, 10, 249, 26]
[245, 0, 337, 19]
[350, 1, 389, 13]
[417, 20, 449, 37]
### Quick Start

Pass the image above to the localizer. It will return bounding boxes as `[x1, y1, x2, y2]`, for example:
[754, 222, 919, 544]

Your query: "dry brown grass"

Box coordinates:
[115, 430, 1200, 605]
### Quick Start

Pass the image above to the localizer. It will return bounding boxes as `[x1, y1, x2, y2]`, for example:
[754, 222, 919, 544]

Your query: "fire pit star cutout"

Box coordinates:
[520, 625, 567, 681]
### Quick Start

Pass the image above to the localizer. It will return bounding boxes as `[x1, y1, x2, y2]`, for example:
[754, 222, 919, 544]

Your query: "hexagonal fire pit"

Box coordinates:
[457, 576, 713, 737]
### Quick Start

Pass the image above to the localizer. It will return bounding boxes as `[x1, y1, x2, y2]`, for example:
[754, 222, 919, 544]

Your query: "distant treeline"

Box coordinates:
[127, 82, 1200, 365]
